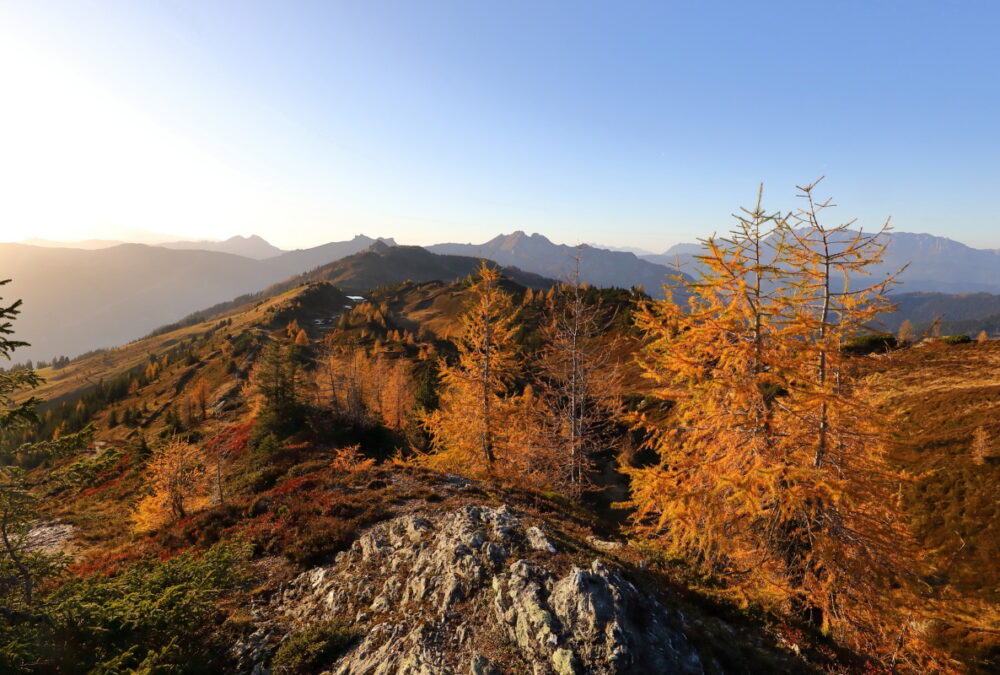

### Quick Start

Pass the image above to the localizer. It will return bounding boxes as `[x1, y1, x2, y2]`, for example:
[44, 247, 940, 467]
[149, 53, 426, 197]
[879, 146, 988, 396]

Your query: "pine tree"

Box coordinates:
[0, 279, 92, 607]
[255, 339, 306, 434]
[422, 262, 521, 476]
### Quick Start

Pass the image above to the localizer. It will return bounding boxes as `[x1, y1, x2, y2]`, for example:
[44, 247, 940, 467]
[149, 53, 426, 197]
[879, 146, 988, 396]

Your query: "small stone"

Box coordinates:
[469, 653, 500, 675]
[526, 526, 557, 554]
[586, 535, 623, 552]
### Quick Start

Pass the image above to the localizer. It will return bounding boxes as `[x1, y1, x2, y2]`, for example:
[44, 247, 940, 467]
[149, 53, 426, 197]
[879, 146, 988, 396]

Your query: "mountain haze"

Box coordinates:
[160, 234, 284, 259]
[1, 235, 396, 362]
[0, 244, 280, 364]
[20, 238, 127, 250]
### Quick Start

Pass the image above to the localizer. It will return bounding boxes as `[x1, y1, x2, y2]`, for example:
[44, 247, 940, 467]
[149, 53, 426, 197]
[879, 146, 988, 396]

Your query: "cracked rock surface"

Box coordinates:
[240, 504, 705, 674]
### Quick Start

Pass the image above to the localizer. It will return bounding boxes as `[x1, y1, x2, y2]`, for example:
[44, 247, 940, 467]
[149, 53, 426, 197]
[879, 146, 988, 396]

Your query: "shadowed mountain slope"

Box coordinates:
[0, 236, 397, 362]
[0, 243, 283, 364]
[294, 242, 555, 294]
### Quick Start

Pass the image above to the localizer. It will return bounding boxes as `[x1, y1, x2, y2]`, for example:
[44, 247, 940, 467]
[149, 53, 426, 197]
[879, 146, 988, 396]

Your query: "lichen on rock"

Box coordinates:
[241, 504, 706, 674]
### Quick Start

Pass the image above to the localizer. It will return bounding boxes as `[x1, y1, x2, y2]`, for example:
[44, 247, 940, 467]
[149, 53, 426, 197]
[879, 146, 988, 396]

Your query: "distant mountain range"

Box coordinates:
[427, 231, 688, 296]
[159, 234, 284, 260]
[1, 235, 394, 362]
[11, 227, 1000, 363]
[0, 236, 552, 363]
[641, 231, 1000, 295]
[22, 234, 287, 260]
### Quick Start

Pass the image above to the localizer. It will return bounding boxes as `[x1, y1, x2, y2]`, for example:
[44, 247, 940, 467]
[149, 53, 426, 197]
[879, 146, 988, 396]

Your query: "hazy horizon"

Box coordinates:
[6, 222, 1000, 257]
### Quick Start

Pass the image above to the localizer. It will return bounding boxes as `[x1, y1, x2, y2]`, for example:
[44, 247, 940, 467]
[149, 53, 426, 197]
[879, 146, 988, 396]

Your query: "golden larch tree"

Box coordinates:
[775, 179, 922, 659]
[422, 262, 521, 477]
[132, 438, 208, 531]
[534, 264, 624, 498]
[627, 186, 794, 598]
[190, 376, 210, 420]
[379, 357, 415, 432]
[627, 181, 930, 668]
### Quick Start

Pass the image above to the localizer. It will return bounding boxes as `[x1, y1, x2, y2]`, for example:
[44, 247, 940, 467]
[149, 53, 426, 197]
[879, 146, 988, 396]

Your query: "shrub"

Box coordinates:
[3, 542, 251, 673]
[168, 503, 245, 548]
[941, 334, 972, 345]
[330, 445, 375, 475]
[283, 517, 360, 566]
[272, 620, 358, 673]
[230, 465, 285, 494]
[59, 448, 125, 489]
[253, 431, 283, 456]
[286, 460, 330, 479]
[843, 332, 897, 355]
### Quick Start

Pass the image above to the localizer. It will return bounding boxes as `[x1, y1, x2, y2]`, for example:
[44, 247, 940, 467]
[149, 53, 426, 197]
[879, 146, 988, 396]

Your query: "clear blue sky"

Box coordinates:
[1, 0, 998, 251]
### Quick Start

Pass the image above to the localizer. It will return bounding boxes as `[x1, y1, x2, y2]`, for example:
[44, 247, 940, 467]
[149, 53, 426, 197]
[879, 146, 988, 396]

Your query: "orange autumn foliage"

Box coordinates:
[626, 182, 940, 670]
[421, 262, 523, 478]
[330, 444, 376, 475]
[316, 344, 415, 431]
[132, 438, 208, 532]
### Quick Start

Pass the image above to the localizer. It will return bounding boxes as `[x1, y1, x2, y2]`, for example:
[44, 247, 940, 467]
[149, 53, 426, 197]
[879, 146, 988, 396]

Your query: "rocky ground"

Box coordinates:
[27, 521, 76, 555]
[233, 501, 812, 674]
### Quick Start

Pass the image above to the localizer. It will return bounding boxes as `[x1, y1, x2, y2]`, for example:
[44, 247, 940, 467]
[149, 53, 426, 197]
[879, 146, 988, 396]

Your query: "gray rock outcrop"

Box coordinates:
[245, 504, 705, 674]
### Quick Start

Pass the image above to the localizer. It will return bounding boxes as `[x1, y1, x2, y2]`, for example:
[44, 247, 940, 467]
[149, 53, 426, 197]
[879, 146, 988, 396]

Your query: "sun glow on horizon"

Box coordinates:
[0, 33, 299, 245]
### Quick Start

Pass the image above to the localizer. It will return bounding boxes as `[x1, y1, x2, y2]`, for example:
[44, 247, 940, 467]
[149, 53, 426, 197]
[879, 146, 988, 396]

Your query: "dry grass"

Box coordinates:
[862, 341, 1000, 670]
